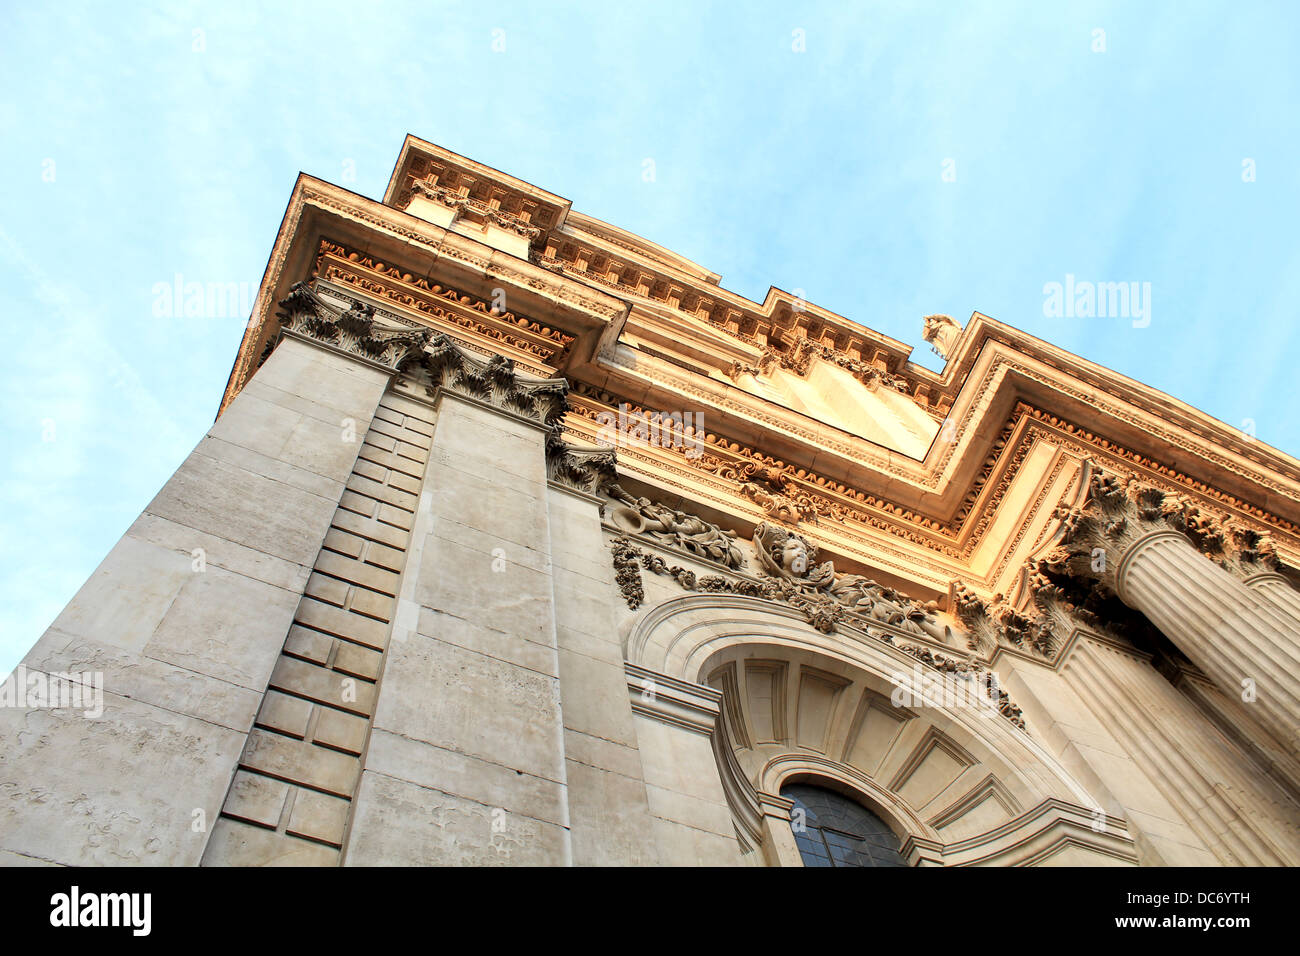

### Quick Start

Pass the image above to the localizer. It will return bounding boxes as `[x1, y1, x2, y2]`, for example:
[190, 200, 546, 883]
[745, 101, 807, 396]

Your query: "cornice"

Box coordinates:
[222, 144, 1300, 594]
[218, 175, 628, 417]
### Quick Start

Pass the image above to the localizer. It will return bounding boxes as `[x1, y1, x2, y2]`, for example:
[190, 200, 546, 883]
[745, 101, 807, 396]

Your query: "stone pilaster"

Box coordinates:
[546, 482, 661, 865]
[755, 791, 805, 867]
[0, 293, 405, 864]
[625, 663, 746, 865]
[342, 341, 573, 865]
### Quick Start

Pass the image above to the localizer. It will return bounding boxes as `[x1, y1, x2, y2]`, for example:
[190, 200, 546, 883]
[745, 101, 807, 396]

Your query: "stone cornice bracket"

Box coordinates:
[547, 436, 619, 496]
[422, 333, 569, 427]
[407, 178, 544, 242]
[276, 281, 431, 372]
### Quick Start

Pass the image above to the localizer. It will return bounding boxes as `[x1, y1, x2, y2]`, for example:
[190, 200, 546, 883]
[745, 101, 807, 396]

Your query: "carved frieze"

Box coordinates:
[606, 484, 746, 569]
[311, 238, 574, 369]
[609, 535, 1025, 730]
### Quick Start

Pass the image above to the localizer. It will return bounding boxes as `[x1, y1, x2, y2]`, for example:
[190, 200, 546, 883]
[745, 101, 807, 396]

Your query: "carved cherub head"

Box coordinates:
[779, 535, 810, 576]
[754, 521, 818, 580]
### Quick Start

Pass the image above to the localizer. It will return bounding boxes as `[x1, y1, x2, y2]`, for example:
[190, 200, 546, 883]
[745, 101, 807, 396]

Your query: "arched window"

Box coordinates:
[782, 783, 906, 867]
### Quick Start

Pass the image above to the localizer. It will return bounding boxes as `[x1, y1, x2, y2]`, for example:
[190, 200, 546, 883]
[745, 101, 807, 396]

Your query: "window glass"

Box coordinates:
[783, 783, 906, 867]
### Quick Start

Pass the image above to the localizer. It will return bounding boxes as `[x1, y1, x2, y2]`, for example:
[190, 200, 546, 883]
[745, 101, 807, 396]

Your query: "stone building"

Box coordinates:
[3, 136, 1298, 867]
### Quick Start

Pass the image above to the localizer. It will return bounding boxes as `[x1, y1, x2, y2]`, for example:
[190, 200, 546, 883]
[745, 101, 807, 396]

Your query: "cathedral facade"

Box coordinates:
[3, 136, 1298, 866]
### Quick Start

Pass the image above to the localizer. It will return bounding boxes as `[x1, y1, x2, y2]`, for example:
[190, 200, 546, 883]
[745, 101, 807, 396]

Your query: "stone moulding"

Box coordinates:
[311, 237, 575, 363]
[407, 178, 544, 241]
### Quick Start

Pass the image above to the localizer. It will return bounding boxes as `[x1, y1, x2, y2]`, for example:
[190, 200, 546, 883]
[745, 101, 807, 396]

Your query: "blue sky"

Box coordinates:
[1, 1, 1298, 675]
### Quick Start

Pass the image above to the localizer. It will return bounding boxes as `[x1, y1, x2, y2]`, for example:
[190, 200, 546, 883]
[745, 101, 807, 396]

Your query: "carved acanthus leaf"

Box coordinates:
[547, 436, 619, 495]
[1050, 464, 1281, 587]
[950, 580, 1057, 658]
[277, 282, 431, 372]
[420, 333, 569, 427]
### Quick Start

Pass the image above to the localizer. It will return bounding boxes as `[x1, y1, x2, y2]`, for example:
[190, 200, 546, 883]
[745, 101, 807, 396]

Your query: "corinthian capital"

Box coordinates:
[1049, 465, 1280, 589]
[278, 282, 431, 372]
[423, 334, 569, 427]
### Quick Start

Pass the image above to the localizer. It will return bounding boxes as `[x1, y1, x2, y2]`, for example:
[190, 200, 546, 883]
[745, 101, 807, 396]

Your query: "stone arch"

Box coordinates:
[624, 594, 1140, 866]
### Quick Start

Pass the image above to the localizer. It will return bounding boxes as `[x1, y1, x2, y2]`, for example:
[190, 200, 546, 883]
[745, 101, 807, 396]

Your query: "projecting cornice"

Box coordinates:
[222, 138, 1300, 601]
[219, 173, 629, 417]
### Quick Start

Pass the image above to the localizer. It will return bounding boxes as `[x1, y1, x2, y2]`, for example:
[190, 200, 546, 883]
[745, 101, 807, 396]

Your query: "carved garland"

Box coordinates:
[611, 537, 1026, 730]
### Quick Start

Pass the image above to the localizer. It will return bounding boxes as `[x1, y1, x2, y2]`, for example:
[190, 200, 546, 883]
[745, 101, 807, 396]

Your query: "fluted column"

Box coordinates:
[1042, 468, 1300, 761]
[1245, 572, 1300, 621]
[1066, 639, 1299, 865]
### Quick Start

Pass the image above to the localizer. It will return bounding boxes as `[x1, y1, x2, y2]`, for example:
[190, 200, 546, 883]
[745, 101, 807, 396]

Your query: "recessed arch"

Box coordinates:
[626, 593, 1140, 866]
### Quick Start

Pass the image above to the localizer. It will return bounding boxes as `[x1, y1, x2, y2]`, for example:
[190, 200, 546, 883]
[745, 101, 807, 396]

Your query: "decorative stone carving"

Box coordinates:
[547, 437, 619, 495]
[606, 485, 746, 569]
[886, 640, 1026, 731]
[922, 314, 961, 360]
[407, 178, 543, 241]
[952, 582, 1057, 657]
[726, 351, 778, 382]
[752, 523, 955, 643]
[771, 336, 912, 395]
[738, 465, 818, 524]
[1042, 465, 1283, 592]
[609, 536, 1025, 731]
[421, 333, 569, 427]
[611, 537, 648, 610]
[277, 282, 431, 372]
